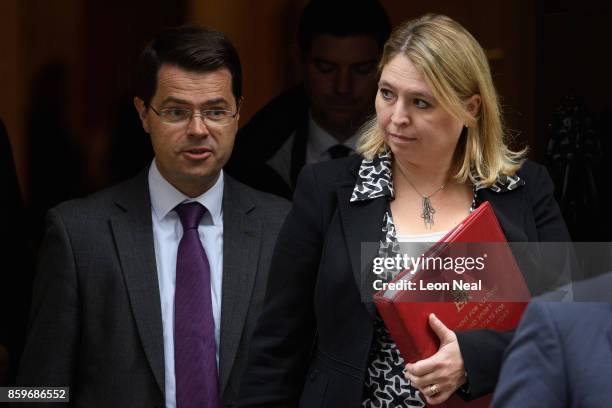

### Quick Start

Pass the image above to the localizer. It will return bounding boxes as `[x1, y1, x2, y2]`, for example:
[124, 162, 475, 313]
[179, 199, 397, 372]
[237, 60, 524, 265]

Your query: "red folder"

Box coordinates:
[373, 202, 530, 407]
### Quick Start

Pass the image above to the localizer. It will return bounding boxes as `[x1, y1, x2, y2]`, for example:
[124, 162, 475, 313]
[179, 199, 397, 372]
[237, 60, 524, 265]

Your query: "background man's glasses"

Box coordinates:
[148, 105, 239, 126]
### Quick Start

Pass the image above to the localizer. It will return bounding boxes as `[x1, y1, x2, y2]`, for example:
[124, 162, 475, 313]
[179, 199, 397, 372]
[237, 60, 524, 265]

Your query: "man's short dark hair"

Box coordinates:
[135, 25, 242, 106]
[298, 0, 391, 53]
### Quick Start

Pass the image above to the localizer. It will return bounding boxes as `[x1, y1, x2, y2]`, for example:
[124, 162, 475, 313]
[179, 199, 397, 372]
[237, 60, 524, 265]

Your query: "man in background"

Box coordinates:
[228, 0, 390, 199]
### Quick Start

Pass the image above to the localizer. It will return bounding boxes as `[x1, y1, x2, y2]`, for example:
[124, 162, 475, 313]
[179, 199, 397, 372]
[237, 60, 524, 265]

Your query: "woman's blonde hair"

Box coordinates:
[358, 14, 526, 187]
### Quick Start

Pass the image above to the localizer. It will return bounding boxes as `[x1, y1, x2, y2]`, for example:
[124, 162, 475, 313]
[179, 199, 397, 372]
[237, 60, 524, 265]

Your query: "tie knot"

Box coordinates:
[175, 202, 207, 230]
[328, 144, 352, 159]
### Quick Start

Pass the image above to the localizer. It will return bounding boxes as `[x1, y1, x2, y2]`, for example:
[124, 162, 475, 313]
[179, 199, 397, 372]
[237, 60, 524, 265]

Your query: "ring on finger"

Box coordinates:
[402, 368, 411, 386]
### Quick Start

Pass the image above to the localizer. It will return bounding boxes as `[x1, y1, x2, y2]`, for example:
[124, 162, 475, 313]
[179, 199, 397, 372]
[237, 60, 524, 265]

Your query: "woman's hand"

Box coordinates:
[404, 313, 466, 405]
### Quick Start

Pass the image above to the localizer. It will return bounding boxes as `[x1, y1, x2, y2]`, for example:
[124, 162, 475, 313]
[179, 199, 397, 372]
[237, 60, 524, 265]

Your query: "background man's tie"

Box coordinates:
[328, 144, 352, 159]
[174, 202, 219, 408]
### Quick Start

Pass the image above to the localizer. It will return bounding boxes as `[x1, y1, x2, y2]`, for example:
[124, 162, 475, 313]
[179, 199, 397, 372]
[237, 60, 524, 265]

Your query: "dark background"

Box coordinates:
[0, 0, 611, 387]
[1, 0, 610, 206]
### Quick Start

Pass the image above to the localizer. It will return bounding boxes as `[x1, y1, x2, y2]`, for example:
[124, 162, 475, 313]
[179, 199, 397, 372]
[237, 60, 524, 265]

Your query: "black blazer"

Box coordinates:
[17, 171, 290, 407]
[227, 86, 310, 199]
[237, 155, 571, 407]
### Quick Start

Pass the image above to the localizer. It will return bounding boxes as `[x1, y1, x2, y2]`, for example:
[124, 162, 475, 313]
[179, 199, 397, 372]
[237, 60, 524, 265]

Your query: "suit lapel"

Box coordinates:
[218, 177, 260, 395]
[605, 304, 612, 352]
[477, 188, 528, 242]
[110, 172, 165, 395]
[289, 114, 309, 187]
[607, 305, 612, 351]
[336, 181, 387, 317]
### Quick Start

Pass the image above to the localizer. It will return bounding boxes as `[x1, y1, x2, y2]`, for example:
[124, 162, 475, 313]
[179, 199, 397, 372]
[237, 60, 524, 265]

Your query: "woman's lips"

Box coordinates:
[388, 132, 417, 142]
[181, 147, 212, 160]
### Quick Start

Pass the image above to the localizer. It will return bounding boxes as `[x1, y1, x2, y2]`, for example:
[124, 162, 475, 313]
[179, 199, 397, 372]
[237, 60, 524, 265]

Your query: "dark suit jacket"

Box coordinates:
[237, 154, 571, 407]
[227, 86, 309, 199]
[17, 170, 289, 407]
[492, 272, 612, 408]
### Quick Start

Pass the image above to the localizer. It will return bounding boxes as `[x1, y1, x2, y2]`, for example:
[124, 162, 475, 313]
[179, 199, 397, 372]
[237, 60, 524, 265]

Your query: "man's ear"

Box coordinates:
[466, 94, 482, 119]
[236, 96, 244, 122]
[133, 97, 150, 133]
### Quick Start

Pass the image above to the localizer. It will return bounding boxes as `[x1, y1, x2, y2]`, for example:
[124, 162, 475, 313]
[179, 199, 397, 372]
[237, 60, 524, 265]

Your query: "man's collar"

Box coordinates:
[307, 111, 359, 155]
[148, 159, 224, 224]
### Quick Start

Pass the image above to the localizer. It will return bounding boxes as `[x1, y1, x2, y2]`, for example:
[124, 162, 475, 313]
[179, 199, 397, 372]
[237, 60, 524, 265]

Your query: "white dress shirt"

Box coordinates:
[305, 112, 359, 164]
[266, 111, 360, 188]
[148, 160, 224, 408]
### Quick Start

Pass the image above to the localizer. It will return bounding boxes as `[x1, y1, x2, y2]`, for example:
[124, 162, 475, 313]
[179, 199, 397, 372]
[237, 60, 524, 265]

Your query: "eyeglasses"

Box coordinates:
[148, 105, 239, 126]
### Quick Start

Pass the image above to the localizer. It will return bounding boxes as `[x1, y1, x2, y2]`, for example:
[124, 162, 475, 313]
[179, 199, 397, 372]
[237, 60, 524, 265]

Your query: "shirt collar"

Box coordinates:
[308, 111, 359, 157]
[350, 148, 394, 202]
[148, 159, 224, 225]
[350, 149, 524, 202]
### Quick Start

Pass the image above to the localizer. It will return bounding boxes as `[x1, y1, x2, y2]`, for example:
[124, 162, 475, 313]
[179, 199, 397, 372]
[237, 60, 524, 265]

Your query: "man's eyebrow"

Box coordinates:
[312, 58, 337, 65]
[350, 59, 378, 68]
[202, 97, 229, 107]
[159, 96, 230, 107]
[160, 96, 191, 106]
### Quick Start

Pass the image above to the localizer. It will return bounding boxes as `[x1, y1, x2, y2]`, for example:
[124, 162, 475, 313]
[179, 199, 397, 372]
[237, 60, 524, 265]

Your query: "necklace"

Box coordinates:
[396, 165, 446, 229]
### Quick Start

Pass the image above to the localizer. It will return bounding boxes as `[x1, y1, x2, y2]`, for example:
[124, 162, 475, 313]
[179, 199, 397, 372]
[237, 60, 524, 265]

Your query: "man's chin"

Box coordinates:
[176, 162, 217, 180]
[317, 107, 351, 121]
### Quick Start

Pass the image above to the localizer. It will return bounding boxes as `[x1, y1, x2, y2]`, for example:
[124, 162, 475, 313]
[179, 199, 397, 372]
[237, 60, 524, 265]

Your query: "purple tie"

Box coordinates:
[174, 202, 219, 408]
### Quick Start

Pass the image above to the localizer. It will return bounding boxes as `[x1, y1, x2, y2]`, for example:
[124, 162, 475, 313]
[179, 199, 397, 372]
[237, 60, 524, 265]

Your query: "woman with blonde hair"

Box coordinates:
[238, 14, 569, 407]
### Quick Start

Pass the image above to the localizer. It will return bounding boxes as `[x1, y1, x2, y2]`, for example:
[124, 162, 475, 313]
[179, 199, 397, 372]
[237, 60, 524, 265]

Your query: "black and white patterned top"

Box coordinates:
[351, 149, 523, 408]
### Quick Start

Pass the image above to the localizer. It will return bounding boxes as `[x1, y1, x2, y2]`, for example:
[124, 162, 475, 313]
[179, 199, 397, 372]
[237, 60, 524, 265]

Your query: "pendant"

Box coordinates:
[421, 197, 436, 229]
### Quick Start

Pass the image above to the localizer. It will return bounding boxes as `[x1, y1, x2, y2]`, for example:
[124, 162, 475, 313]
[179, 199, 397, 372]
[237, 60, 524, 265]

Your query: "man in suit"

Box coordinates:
[227, 0, 390, 199]
[492, 272, 612, 408]
[18, 26, 289, 407]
